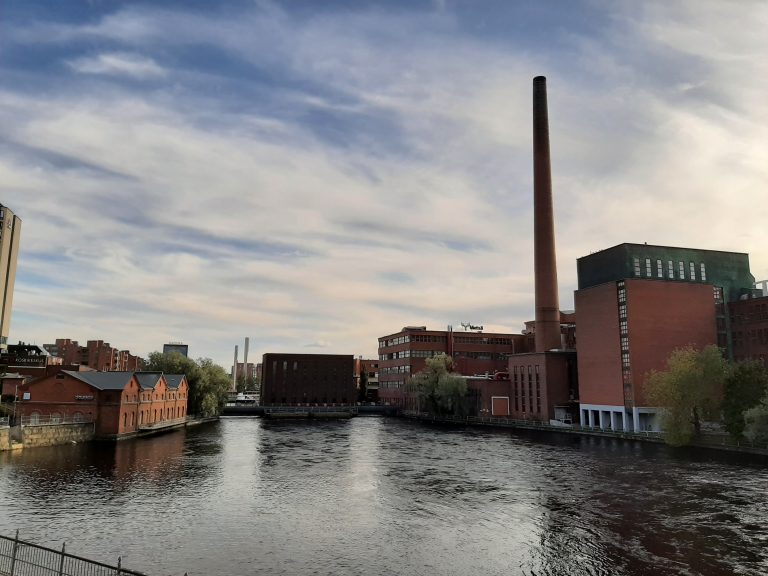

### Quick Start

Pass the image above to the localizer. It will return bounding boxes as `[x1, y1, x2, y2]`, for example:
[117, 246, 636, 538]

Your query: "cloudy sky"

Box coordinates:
[1, 0, 767, 368]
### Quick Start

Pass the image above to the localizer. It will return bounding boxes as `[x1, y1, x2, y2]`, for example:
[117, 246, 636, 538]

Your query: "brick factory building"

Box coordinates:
[378, 326, 525, 407]
[730, 294, 768, 365]
[353, 357, 380, 402]
[575, 243, 758, 432]
[43, 339, 142, 372]
[260, 353, 355, 405]
[14, 371, 188, 439]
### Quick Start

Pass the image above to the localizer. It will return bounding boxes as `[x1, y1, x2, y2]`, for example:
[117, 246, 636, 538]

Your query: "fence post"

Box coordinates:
[116, 555, 122, 575]
[9, 530, 19, 575]
[58, 543, 66, 576]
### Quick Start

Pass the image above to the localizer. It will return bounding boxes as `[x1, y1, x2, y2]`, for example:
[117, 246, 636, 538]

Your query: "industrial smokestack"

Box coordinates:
[232, 345, 239, 392]
[533, 76, 561, 352]
[243, 337, 250, 385]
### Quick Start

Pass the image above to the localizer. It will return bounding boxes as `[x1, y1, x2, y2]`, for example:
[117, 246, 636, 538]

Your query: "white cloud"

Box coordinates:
[2, 1, 768, 368]
[67, 52, 166, 79]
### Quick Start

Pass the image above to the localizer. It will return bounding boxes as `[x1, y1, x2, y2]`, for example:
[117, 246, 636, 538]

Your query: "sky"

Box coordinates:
[1, 0, 767, 368]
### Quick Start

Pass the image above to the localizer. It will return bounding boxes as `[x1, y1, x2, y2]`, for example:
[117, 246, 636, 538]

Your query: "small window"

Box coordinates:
[656, 259, 663, 278]
[679, 261, 685, 279]
[645, 258, 652, 277]
[700, 263, 707, 282]
[668, 260, 674, 278]
[633, 258, 641, 277]
[689, 262, 696, 280]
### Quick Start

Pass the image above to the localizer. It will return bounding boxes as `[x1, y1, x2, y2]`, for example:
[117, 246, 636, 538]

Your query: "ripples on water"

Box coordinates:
[1, 417, 767, 576]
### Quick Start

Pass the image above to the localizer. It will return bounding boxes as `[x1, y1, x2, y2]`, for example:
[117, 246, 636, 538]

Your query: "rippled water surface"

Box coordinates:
[1, 417, 767, 576]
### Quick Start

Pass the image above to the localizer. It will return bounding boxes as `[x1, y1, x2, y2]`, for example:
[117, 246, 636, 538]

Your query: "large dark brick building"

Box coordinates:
[260, 353, 355, 405]
[730, 294, 768, 365]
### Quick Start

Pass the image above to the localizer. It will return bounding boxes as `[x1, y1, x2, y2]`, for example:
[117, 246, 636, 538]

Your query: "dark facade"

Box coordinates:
[377, 327, 525, 407]
[163, 343, 189, 357]
[730, 295, 768, 365]
[261, 353, 355, 405]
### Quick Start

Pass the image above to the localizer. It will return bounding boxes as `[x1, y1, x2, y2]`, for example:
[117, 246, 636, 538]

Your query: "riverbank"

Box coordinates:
[402, 412, 768, 457]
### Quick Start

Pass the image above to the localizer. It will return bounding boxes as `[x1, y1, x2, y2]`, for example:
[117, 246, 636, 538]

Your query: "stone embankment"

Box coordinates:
[404, 412, 768, 457]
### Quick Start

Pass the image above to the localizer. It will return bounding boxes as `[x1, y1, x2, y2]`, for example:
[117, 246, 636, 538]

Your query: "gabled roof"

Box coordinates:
[134, 372, 164, 390]
[164, 374, 186, 390]
[63, 370, 135, 391]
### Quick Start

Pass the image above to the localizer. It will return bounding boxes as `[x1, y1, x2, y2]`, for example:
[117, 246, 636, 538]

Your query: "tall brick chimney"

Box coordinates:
[533, 76, 561, 352]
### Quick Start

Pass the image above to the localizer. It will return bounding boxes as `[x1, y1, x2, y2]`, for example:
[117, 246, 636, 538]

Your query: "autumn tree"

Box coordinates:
[409, 354, 468, 416]
[646, 345, 727, 446]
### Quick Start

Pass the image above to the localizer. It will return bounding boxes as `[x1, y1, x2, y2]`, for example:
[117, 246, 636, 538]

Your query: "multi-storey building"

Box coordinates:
[0, 204, 21, 350]
[15, 371, 188, 439]
[260, 353, 355, 405]
[730, 294, 768, 365]
[354, 357, 380, 401]
[163, 342, 189, 357]
[377, 326, 525, 407]
[43, 339, 141, 371]
[575, 243, 758, 432]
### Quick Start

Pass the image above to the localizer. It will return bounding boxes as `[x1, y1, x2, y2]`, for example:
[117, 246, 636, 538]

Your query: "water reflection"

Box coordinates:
[0, 418, 767, 576]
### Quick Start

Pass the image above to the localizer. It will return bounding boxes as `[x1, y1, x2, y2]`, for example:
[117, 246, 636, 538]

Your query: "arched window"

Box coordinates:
[30, 412, 41, 425]
[50, 412, 62, 424]
[73, 412, 84, 423]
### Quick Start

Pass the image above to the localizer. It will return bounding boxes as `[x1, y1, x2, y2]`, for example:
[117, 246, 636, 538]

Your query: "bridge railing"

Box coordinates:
[0, 531, 147, 576]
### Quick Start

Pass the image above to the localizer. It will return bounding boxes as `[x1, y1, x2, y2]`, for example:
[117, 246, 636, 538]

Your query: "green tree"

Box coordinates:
[646, 345, 727, 446]
[722, 360, 768, 439]
[743, 393, 768, 445]
[236, 373, 258, 393]
[409, 354, 467, 416]
[144, 352, 230, 417]
[358, 370, 369, 402]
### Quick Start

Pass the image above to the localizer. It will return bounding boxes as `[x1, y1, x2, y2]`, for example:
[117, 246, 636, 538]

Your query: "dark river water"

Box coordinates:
[1, 417, 767, 576]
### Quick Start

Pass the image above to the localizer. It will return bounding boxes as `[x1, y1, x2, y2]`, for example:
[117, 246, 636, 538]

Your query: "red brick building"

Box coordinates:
[15, 371, 188, 439]
[572, 242, 759, 432]
[261, 353, 355, 405]
[378, 326, 526, 407]
[43, 339, 141, 372]
[353, 357, 379, 401]
[730, 295, 768, 365]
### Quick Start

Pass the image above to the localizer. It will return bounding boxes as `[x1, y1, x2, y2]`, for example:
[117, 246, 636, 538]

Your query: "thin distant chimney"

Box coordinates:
[232, 345, 239, 392]
[533, 76, 561, 352]
[243, 337, 250, 383]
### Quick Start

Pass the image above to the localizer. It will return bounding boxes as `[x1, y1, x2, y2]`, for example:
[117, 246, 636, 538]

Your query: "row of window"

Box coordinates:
[513, 380, 541, 413]
[380, 365, 412, 375]
[453, 352, 509, 360]
[378, 334, 449, 348]
[380, 380, 405, 389]
[453, 337, 513, 345]
[633, 257, 707, 282]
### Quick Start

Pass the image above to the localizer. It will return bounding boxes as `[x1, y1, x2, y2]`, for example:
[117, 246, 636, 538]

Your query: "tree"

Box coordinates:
[646, 345, 727, 446]
[722, 360, 768, 439]
[743, 393, 768, 445]
[144, 351, 230, 417]
[409, 354, 467, 416]
[358, 370, 368, 402]
[236, 373, 258, 393]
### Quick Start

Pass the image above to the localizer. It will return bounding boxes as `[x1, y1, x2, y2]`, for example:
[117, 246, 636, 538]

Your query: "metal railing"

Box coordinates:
[18, 415, 94, 427]
[0, 531, 147, 576]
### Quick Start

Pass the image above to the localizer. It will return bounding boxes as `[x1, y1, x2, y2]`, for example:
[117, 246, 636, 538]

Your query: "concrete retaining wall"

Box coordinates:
[0, 427, 9, 451]
[21, 423, 95, 448]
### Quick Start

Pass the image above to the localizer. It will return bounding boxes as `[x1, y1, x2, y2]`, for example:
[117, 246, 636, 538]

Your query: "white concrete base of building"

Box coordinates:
[579, 403, 661, 433]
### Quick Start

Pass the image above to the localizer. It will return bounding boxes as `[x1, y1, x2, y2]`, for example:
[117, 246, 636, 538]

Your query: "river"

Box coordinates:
[1, 417, 767, 576]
